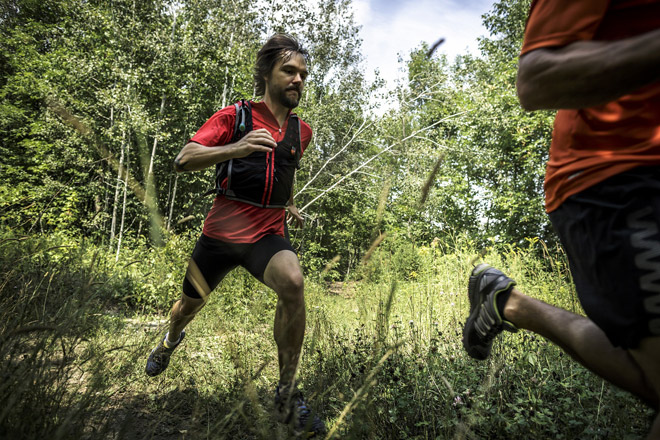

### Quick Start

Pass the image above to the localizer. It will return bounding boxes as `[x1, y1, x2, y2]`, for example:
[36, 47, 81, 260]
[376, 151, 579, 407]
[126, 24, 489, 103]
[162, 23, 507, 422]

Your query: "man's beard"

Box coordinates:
[278, 86, 300, 109]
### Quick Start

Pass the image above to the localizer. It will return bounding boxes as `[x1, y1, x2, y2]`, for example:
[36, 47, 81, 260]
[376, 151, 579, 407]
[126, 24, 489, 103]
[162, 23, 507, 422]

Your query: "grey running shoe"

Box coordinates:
[275, 385, 326, 438]
[145, 331, 185, 377]
[462, 264, 517, 360]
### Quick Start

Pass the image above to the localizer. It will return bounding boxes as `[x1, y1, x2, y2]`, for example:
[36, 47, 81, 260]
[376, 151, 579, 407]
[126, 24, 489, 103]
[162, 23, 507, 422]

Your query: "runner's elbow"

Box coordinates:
[516, 51, 551, 111]
[174, 153, 189, 172]
[174, 143, 197, 172]
[517, 84, 542, 111]
[516, 69, 544, 110]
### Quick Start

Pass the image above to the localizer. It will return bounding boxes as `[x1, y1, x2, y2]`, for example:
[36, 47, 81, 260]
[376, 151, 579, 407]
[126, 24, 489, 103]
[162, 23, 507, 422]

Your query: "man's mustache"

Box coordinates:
[285, 86, 301, 94]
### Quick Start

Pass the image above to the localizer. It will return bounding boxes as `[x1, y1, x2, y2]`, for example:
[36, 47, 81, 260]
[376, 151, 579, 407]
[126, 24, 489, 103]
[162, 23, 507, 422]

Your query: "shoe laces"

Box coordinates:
[483, 322, 503, 341]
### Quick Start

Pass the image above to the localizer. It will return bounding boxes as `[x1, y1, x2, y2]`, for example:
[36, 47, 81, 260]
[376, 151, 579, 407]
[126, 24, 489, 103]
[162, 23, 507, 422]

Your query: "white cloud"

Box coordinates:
[353, 0, 494, 89]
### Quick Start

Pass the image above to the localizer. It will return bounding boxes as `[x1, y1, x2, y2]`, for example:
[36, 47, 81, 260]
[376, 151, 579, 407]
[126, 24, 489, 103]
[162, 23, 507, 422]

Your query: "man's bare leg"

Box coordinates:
[145, 293, 205, 377]
[263, 249, 306, 386]
[167, 293, 206, 342]
[145, 259, 209, 377]
[166, 257, 209, 342]
[630, 338, 660, 439]
[504, 289, 659, 407]
[262, 248, 325, 435]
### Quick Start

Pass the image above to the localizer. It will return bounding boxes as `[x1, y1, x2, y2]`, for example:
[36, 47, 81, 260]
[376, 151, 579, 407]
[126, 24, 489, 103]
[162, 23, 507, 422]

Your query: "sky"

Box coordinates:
[351, 0, 495, 88]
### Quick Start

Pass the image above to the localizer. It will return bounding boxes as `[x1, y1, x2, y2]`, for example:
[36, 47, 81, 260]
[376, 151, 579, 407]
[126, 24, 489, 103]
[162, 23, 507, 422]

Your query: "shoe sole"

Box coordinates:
[467, 263, 491, 314]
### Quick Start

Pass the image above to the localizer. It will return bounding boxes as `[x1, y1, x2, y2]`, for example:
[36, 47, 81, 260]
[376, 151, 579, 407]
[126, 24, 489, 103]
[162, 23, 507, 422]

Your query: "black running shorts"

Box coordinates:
[548, 166, 660, 349]
[182, 233, 295, 299]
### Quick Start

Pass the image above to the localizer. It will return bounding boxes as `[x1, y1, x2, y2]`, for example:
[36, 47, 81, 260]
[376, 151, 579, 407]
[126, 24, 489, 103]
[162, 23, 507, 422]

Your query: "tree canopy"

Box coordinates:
[1, 0, 557, 276]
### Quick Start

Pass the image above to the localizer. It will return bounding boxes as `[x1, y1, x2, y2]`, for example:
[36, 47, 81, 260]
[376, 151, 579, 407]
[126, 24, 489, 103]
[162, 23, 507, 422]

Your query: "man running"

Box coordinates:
[462, 0, 660, 437]
[145, 33, 325, 437]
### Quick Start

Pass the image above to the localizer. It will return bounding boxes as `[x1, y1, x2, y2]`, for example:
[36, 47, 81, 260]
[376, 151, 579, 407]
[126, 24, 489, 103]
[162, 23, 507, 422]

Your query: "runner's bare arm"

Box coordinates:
[516, 28, 660, 111]
[173, 129, 277, 172]
[287, 190, 304, 228]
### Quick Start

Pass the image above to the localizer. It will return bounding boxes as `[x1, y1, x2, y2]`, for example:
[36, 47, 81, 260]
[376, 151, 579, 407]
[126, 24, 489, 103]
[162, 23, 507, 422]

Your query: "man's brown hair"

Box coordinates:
[254, 33, 309, 96]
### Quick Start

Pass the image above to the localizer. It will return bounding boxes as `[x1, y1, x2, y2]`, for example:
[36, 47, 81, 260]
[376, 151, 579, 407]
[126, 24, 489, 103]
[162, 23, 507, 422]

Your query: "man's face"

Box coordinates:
[266, 52, 308, 109]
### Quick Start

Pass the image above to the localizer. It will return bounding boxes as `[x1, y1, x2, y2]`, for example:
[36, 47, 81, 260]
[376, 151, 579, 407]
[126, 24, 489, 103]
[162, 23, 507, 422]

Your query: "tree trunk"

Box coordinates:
[147, 93, 166, 179]
[221, 32, 234, 107]
[115, 134, 131, 261]
[147, 11, 177, 180]
[109, 81, 131, 246]
[110, 128, 127, 246]
[167, 173, 178, 232]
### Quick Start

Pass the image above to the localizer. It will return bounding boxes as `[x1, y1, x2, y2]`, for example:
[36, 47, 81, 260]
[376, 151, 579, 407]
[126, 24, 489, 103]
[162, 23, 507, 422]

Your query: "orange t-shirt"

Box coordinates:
[189, 101, 312, 243]
[521, 0, 660, 212]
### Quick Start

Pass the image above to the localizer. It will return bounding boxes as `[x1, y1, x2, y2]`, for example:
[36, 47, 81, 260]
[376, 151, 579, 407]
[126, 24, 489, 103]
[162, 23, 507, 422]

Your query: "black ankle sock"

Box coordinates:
[495, 288, 512, 318]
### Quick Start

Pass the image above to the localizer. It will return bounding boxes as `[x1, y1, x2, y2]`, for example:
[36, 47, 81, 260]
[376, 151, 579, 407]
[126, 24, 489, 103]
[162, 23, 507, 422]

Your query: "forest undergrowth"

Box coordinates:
[0, 229, 653, 439]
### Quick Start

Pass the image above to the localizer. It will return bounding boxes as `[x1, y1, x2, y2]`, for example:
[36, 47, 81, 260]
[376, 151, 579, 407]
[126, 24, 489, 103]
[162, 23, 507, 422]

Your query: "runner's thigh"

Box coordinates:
[182, 234, 243, 299]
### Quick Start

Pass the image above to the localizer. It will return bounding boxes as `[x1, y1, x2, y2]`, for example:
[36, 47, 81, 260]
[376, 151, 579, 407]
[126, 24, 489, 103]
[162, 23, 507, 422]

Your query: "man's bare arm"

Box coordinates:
[286, 189, 304, 228]
[173, 129, 277, 172]
[516, 28, 660, 111]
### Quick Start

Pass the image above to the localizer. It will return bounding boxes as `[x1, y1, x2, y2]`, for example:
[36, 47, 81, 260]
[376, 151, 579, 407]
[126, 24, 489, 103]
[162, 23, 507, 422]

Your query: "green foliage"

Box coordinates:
[0, 228, 653, 439]
[0, 229, 154, 439]
[346, 0, 555, 258]
[2, 0, 562, 279]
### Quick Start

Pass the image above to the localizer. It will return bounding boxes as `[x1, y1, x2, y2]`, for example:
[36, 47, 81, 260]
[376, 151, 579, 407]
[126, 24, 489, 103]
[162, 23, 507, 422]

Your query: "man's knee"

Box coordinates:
[630, 336, 660, 408]
[275, 270, 305, 303]
[178, 294, 205, 317]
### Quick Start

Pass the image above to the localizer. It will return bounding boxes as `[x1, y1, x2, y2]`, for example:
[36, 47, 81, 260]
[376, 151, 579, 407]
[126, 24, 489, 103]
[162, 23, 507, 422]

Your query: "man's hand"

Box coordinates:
[173, 129, 277, 173]
[287, 204, 304, 228]
[233, 129, 277, 158]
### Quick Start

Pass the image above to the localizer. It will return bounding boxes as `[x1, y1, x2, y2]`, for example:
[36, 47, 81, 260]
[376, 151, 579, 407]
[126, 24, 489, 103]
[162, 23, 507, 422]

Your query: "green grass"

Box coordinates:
[0, 230, 653, 439]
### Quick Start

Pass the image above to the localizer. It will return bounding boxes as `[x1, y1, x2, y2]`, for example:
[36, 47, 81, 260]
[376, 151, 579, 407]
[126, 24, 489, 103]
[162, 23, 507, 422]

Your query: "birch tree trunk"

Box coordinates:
[109, 80, 131, 246]
[109, 127, 127, 246]
[116, 134, 131, 261]
[221, 32, 234, 108]
[167, 173, 178, 232]
[147, 11, 177, 179]
[147, 93, 166, 179]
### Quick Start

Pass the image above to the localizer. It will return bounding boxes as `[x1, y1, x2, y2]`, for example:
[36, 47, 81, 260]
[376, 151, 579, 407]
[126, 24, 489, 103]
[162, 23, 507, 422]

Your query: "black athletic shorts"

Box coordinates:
[182, 233, 295, 299]
[548, 166, 660, 349]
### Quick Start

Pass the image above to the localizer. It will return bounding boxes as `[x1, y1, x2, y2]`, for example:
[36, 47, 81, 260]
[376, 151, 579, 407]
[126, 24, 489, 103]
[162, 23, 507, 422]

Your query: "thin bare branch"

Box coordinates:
[299, 110, 472, 213]
[296, 119, 372, 198]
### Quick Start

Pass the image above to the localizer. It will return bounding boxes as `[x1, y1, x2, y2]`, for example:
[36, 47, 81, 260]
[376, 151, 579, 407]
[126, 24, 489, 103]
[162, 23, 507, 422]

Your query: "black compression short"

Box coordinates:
[182, 233, 295, 299]
[549, 166, 660, 349]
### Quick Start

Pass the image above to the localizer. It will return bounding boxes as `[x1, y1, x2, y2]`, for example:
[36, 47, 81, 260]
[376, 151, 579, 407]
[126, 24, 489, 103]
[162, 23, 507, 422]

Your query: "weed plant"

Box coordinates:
[0, 229, 653, 439]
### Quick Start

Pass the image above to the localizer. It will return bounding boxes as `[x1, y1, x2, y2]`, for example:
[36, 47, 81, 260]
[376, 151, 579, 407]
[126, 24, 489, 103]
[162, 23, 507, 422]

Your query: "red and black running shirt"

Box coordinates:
[190, 101, 312, 243]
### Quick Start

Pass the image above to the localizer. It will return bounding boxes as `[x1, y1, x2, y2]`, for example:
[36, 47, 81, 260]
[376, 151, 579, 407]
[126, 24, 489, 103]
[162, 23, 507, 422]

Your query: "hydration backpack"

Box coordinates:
[212, 99, 302, 208]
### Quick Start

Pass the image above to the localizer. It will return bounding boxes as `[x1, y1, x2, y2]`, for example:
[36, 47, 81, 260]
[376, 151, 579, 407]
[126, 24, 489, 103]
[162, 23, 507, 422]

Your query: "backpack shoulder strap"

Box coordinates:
[290, 113, 302, 169]
[232, 102, 241, 139]
[231, 99, 252, 142]
[215, 100, 253, 195]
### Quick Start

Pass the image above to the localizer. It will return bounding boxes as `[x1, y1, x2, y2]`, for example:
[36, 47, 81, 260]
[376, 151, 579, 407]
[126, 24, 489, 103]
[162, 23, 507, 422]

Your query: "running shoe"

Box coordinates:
[274, 384, 326, 437]
[145, 331, 185, 376]
[462, 264, 517, 360]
